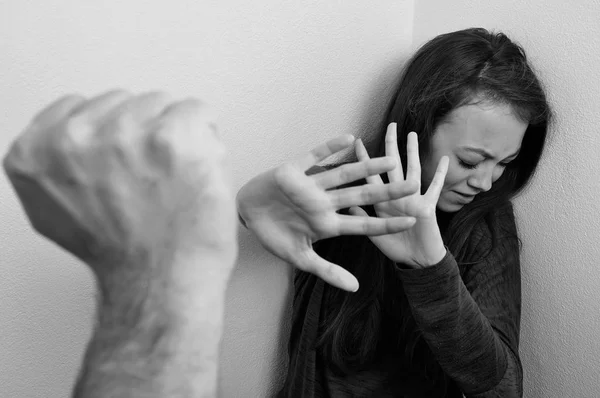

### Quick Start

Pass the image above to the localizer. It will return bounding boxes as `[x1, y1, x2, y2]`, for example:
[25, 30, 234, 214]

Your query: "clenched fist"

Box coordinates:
[3, 90, 238, 292]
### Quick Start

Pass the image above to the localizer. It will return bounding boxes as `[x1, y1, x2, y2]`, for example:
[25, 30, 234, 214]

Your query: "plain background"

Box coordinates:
[1, 1, 598, 397]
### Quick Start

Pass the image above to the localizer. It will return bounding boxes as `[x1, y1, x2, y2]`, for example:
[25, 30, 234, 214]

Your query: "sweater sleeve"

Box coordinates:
[395, 210, 522, 396]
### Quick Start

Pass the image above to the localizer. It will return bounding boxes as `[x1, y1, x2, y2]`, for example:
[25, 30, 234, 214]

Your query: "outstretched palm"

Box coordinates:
[237, 134, 420, 291]
[350, 124, 449, 268]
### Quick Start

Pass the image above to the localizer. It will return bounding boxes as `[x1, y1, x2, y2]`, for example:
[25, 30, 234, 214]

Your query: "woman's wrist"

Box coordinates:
[417, 244, 447, 268]
[416, 220, 447, 268]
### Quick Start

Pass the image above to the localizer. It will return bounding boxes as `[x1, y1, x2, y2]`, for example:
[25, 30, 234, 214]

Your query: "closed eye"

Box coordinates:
[458, 159, 477, 170]
[499, 159, 515, 168]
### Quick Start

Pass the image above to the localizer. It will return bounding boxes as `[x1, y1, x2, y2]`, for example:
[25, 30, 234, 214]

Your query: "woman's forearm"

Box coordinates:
[396, 247, 522, 394]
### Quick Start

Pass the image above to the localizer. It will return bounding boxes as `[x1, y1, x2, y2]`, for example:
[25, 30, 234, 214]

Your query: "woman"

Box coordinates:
[237, 28, 551, 397]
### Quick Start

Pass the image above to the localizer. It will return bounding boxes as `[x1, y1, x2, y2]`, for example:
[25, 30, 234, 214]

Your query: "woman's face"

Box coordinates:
[421, 100, 528, 213]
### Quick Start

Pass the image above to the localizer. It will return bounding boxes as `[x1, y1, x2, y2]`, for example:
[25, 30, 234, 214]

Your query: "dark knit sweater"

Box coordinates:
[279, 202, 523, 397]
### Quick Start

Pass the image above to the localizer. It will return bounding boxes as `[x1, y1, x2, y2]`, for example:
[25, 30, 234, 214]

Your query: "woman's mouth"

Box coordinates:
[453, 191, 476, 202]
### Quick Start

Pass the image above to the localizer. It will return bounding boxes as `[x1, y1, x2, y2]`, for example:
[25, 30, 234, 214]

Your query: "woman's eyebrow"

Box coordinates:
[461, 146, 520, 161]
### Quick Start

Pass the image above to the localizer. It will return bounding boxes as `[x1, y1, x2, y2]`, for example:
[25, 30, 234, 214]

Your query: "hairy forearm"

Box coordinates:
[72, 259, 230, 398]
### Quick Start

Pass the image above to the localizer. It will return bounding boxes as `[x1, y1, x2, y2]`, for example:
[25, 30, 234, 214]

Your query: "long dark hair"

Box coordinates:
[310, 28, 552, 387]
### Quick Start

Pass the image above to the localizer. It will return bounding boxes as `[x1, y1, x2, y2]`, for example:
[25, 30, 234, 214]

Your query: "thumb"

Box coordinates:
[348, 206, 367, 216]
[297, 248, 359, 292]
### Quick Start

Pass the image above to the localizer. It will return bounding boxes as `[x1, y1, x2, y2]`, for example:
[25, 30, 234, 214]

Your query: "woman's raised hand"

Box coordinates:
[236, 134, 419, 292]
[350, 123, 449, 268]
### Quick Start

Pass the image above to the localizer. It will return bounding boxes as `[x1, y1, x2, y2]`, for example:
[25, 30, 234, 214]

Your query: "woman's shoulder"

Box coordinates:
[474, 199, 516, 233]
[456, 200, 521, 280]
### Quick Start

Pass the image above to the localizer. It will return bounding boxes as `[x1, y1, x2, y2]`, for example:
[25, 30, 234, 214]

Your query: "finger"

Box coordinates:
[424, 155, 449, 202]
[313, 156, 395, 190]
[5, 95, 81, 173]
[157, 98, 218, 140]
[293, 134, 355, 171]
[354, 138, 384, 185]
[5, 96, 84, 174]
[298, 249, 359, 292]
[96, 92, 175, 142]
[343, 207, 416, 235]
[385, 123, 403, 182]
[126, 91, 173, 123]
[406, 131, 421, 182]
[70, 89, 133, 124]
[31, 95, 86, 126]
[349, 218, 397, 260]
[330, 179, 419, 209]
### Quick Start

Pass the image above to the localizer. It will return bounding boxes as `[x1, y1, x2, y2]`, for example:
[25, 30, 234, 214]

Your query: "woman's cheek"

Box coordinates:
[444, 163, 469, 188]
[492, 166, 505, 183]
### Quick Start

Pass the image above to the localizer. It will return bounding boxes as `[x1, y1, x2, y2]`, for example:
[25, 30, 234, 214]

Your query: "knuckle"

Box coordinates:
[175, 98, 206, 120]
[58, 120, 87, 153]
[141, 90, 166, 97]
[360, 188, 374, 203]
[105, 88, 132, 100]
[140, 91, 171, 106]
[64, 114, 88, 132]
[56, 134, 79, 157]
[64, 115, 91, 141]
[337, 164, 351, 183]
[151, 116, 177, 139]
[94, 115, 134, 153]
[111, 109, 135, 132]
[361, 220, 371, 235]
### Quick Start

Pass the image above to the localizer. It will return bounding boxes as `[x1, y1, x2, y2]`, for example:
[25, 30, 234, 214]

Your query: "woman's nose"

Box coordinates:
[468, 167, 493, 192]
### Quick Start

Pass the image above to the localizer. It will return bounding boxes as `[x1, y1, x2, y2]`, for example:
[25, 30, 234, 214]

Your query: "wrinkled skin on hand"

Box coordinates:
[3, 90, 238, 288]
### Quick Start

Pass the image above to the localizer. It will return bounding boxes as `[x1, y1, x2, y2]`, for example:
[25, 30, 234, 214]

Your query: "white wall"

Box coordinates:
[413, 1, 600, 397]
[0, 1, 414, 397]
[5, 0, 596, 396]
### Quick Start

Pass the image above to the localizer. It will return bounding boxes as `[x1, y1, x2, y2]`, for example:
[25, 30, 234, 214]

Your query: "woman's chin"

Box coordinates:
[436, 198, 465, 213]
